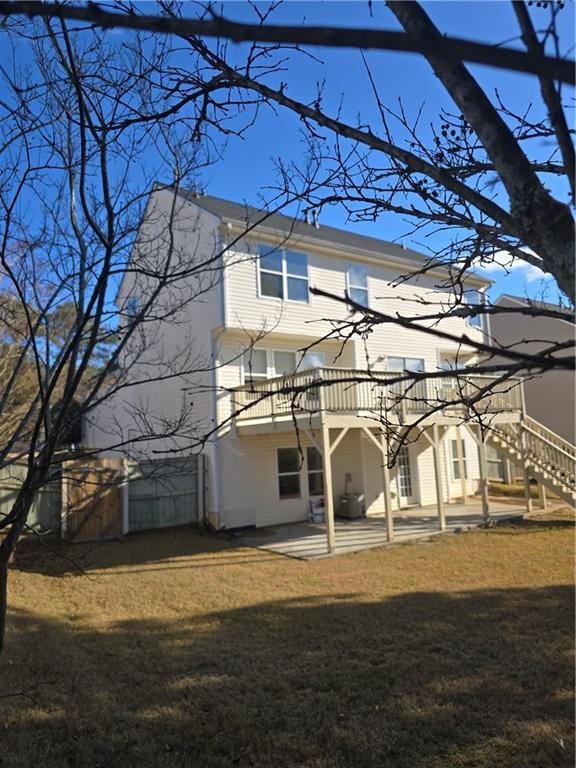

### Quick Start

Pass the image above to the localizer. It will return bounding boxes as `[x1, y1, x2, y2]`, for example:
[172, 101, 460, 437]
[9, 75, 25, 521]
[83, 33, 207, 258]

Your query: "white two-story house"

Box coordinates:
[87, 187, 572, 549]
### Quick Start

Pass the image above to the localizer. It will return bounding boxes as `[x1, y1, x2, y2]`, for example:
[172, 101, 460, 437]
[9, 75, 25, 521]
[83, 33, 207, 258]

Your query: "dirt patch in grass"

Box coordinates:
[2, 520, 574, 768]
[487, 482, 564, 502]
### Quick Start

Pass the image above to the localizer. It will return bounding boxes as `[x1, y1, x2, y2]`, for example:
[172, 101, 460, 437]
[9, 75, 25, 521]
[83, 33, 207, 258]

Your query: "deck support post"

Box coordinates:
[538, 483, 547, 509]
[380, 432, 394, 543]
[361, 427, 394, 541]
[475, 426, 491, 524]
[432, 425, 446, 531]
[503, 456, 513, 485]
[421, 425, 446, 531]
[519, 389, 533, 516]
[520, 427, 533, 515]
[522, 465, 533, 515]
[320, 420, 336, 554]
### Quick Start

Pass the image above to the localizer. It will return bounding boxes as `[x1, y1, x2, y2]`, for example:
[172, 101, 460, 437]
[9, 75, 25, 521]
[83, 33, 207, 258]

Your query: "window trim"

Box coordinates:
[257, 245, 310, 304]
[277, 447, 302, 500]
[346, 263, 369, 308]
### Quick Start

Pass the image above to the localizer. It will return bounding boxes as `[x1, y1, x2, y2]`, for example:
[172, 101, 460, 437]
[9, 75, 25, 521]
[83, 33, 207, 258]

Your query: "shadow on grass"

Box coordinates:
[490, 514, 576, 534]
[12, 526, 278, 577]
[13, 512, 575, 577]
[2, 585, 574, 768]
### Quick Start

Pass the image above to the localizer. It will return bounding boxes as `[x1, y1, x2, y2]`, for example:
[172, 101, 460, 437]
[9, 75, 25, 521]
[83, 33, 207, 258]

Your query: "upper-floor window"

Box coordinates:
[258, 245, 309, 302]
[387, 357, 425, 373]
[273, 350, 298, 376]
[466, 289, 485, 330]
[243, 348, 299, 386]
[346, 263, 369, 307]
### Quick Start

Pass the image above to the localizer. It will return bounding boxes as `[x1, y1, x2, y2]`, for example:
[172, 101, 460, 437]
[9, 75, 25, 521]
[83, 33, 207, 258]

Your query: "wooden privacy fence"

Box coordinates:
[128, 456, 202, 533]
[0, 454, 204, 543]
[0, 463, 61, 533]
[63, 455, 204, 542]
[62, 458, 125, 542]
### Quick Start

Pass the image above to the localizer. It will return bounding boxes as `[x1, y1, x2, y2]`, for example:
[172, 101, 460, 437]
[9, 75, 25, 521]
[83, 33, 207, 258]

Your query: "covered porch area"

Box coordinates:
[313, 419, 503, 556]
[233, 499, 527, 559]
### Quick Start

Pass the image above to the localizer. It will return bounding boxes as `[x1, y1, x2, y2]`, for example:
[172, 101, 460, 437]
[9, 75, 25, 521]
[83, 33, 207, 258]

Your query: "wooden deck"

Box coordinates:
[233, 367, 523, 434]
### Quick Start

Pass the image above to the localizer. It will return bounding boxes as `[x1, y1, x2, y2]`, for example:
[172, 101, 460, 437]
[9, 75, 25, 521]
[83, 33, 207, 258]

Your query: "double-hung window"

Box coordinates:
[451, 439, 468, 480]
[243, 349, 301, 386]
[388, 357, 426, 403]
[258, 245, 309, 302]
[346, 263, 369, 307]
[387, 357, 425, 373]
[277, 448, 302, 499]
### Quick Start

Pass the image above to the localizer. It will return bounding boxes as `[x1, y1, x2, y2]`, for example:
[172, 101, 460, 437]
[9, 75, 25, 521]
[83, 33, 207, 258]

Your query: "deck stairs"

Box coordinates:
[488, 416, 575, 507]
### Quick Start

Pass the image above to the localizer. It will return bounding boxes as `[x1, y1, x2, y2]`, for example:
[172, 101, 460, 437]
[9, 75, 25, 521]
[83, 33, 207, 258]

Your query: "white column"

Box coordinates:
[521, 428, 533, 515]
[321, 420, 336, 554]
[538, 483, 547, 510]
[432, 424, 446, 531]
[520, 387, 533, 515]
[381, 432, 394, 542]
[476, 426, 490, 523]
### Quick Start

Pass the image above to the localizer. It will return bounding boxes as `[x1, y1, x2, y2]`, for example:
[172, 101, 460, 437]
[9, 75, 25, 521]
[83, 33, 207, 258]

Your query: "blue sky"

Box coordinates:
[191, 1, 574, 304]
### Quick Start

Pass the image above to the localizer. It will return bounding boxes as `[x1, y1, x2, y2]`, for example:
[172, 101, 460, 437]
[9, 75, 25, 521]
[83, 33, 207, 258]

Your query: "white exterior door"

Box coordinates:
[397, 445, 416, 506]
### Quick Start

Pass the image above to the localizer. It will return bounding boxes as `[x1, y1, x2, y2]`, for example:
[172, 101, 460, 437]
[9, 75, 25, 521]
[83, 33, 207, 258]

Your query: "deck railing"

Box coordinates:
[233, 367, 523, 424]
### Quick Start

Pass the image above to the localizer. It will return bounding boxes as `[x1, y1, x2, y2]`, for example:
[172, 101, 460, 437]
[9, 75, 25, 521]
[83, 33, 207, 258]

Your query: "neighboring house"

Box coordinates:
[84, 189, 574, 544]
[491, 294, 575, 444]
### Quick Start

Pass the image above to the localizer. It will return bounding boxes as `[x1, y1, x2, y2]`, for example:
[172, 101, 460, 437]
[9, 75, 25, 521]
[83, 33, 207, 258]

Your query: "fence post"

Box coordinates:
[60, 463, 68, 540]
[122, 459, 130, 536]
[197, 454, 205, 524]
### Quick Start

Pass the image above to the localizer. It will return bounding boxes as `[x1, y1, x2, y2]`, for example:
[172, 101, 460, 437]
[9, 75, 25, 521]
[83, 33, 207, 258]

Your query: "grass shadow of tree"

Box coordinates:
[12, 527, 272, 577]
[2, 585, 573, 768]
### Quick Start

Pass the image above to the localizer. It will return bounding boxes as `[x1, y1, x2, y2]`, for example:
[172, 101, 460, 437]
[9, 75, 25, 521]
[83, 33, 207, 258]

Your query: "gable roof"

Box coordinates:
[495, 293, 574, 317]
[178, 189, 490, 284]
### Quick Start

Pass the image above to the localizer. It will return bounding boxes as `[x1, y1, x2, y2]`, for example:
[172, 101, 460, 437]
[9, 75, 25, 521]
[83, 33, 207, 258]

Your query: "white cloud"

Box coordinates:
[474, 249, 546, 283]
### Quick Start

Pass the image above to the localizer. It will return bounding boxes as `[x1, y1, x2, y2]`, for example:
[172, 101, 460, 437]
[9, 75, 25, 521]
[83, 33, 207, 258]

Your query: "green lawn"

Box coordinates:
[2, 510, 574, 768]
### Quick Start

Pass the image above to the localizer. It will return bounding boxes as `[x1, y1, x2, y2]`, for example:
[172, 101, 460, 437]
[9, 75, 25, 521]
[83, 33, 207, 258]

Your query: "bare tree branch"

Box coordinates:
[0, 1, 572, 82]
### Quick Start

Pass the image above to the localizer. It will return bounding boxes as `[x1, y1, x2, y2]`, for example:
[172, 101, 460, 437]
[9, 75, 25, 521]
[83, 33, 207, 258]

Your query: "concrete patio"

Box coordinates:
[232, 500, 528, 559]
